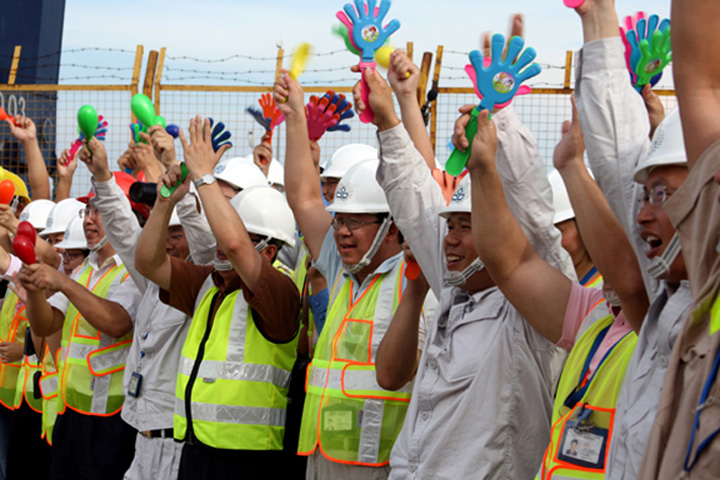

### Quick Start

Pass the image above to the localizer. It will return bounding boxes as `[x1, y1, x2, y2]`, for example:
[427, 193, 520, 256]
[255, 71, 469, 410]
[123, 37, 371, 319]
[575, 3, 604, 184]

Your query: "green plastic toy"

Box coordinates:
[159, 162, 189, 199]
[77, 105, 99, 157]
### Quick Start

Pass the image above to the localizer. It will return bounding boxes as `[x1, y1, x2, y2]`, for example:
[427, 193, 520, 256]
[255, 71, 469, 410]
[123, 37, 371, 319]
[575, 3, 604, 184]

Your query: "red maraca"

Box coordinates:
[405, 258, 421, 280]
[16, 221, 36, 247]
[0, 180, 15, 205]
[0, 107, 20, 127]
[12, 235, 35, 265]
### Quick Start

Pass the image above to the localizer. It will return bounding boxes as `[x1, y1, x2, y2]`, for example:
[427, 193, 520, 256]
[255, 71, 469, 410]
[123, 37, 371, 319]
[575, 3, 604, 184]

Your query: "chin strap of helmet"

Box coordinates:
[89, 236, 108, 253]
[648, 233, 681, 280]
[443, 257, 484, 286]
[214, 237, 272, 272]
[343, 216, 394, 275]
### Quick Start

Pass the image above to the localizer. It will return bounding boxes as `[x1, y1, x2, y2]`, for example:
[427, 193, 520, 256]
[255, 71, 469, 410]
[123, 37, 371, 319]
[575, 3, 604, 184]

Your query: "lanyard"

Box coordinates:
[683, 345, 720, 472]
[563, 325, 632, 410]
[580, 266, 599, 287]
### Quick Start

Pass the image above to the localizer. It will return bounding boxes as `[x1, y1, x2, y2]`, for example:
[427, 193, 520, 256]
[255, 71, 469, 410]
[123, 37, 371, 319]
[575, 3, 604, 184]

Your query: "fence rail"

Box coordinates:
[0, 44, 677, 199]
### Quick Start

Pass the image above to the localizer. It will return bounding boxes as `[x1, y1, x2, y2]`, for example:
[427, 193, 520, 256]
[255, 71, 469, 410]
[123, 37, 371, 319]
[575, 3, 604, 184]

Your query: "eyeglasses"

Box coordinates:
[330, 216, 380, 231]
[61, 251, 84, 261]
[78, 207, 100, 220]
[641, 184, 674, 207]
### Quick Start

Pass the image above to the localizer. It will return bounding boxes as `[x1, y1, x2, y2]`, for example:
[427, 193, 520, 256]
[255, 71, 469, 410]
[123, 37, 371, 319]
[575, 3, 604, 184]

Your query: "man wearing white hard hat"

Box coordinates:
[212, 156, 271, 198]
[276, 73, 411, 479]
[136, 117, 300, 479]
[75, 138, 215, 480]
[361, 59, 572, 478]
[41, 198, 85, 249]
[570, 2, 693, 478]
[319, 143, 377, 203]
[18, 138, 143, 480]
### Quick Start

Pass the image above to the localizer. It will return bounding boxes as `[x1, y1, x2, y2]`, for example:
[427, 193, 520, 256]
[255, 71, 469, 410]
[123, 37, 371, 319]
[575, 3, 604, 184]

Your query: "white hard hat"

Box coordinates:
[169, 207, 182, 228]
[55, 216, 87, 250]
[43, 198, 85, 236]
[19, 199, 55, 231]
[320, 144, 377, 180]
[439, 174, 471, 218]
[548, 170, 574, 224]
[213, 157, 269, 190]
[326, 159, 389, 214]
[633, 108, 687, 184]
[267, 159, 284, 187]
[230, 186, 296, 248]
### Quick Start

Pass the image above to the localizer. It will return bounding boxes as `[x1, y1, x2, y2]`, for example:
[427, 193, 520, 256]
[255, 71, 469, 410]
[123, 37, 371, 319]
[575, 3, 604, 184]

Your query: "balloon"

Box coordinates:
[131, 94, 157, 127]
[17, 221, 36, 247]
[12, 235, 35, 265]
[77, 105, 99, 142]
[0, 180, 15, 204]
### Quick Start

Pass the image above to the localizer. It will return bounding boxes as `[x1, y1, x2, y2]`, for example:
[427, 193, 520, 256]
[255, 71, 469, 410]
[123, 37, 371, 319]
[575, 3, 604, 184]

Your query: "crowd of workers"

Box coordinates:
[0, 1, 717, 479]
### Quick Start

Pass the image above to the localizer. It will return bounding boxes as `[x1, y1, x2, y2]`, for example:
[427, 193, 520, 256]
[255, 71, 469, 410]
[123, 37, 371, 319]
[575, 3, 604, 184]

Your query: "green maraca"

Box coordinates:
[131, 93, 166, 143]
[77, 105, 99, 157]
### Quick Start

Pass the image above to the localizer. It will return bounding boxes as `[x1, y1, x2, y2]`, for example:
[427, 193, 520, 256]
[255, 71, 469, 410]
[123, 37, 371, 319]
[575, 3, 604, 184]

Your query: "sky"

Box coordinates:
[59, 0, 673, 89]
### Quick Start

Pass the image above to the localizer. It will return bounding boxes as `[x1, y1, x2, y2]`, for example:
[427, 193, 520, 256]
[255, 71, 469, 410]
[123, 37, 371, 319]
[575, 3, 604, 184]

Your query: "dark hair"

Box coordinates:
[376, 213, 403, 244]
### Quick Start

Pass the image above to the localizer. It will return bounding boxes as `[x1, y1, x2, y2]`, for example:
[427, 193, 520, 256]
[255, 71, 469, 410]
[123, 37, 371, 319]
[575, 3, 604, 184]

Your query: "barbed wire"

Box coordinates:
[15, 63, 134, 72]
[165, 49, 347, 63]
[0, 47, 136, 62]
[163, 64, 354, 76]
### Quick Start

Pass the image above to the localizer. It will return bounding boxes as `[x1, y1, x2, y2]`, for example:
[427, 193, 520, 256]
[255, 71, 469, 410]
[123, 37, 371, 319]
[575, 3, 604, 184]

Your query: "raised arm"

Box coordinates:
[55, 149, 78, 202]
[5, 116, 50, 200]
[386, 50, 435, 169]
[275, 72, 332, 259]
[554, 100, 649, 332]
[175, 190, 216, 266]
[671, 0, 720, 169]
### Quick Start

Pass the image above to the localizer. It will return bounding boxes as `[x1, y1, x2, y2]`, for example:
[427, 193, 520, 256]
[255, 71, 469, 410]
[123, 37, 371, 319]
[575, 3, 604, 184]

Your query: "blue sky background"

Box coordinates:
[59, 0, 673, 89]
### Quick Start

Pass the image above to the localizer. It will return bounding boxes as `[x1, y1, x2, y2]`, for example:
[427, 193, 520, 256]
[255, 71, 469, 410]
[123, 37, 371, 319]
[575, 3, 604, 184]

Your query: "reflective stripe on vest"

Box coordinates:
[59, 262, 132, 416]
[538, 314, 637, 480]
[175, 277, 297, 450]
[14, 353, 42, 412]
[0, 291, 28, 410]
[39, 372, 58, 400]
[298, 257, 408, 466]
[41, 346, 59, 445]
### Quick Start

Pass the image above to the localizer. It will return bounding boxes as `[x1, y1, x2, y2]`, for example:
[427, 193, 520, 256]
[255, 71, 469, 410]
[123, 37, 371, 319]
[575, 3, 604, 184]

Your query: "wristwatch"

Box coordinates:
[193, 173, 216, 189]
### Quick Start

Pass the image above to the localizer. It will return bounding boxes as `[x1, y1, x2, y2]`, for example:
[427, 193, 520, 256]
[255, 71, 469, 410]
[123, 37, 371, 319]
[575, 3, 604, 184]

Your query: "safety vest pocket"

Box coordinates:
[86, 341, 132, 376]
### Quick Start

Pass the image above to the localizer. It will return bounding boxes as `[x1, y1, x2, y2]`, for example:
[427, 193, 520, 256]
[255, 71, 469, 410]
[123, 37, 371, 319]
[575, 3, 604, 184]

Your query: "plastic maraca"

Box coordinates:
[563, 0, 584, 7]
[445, 34, 541, 176]
[12, 235, 35, 265]
[0, 107, 20, 127]
[131, 94, 166, 143]
[0, 180, 15, 205]
[16, 221, 36, 247]
[405, 258, 421, 280]
[289, 43, 313, 80]
[159, 163, 190, 199]
[77, 105, 99, 156]
[68, 116, 108, 163]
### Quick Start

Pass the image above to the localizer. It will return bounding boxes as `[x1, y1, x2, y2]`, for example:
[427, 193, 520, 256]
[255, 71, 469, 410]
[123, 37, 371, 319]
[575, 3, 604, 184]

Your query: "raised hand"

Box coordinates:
[5, 115, 37, 144]
[68, 116, 107, 163]
[387, 49, 419, 99]
[552, 96, 586, 172]
[179, 116, 230, 180]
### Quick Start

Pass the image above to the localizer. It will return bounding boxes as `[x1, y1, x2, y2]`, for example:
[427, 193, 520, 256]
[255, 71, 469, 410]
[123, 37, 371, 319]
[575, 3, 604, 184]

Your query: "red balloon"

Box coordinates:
[0, 180, 15, 205]
[12, 235, 35, 265]
[17, 221, 36, 247]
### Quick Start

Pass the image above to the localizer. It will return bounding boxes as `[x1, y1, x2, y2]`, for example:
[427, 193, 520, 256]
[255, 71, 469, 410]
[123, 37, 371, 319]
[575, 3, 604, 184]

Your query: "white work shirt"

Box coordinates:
[376, 109, 573, 479]
[48, 252, 140, 319]
[91, 176, 215, 431]
[574, 37, 694, 480]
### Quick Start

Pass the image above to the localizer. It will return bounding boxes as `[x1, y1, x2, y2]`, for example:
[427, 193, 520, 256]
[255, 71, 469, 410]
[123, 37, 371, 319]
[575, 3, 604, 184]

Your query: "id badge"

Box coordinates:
[127, 372, 143, 398]
[557, 409, 609, 469]
[323, 410, 354, 432]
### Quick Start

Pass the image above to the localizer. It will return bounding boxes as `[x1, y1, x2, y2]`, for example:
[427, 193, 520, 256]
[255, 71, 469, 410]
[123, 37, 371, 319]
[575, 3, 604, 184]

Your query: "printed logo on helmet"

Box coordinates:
[213, 164, 226, 175]
[19, 212, 29, 222]
[64, 225, 71, 239]
[451, 187, 466, 204]
[46, 216, 53, 228]
[336, 185, 350, 200]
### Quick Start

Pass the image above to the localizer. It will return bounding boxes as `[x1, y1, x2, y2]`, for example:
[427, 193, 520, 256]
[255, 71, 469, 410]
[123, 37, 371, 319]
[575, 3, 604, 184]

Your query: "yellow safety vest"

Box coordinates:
[539, 314, 637, 479]
[13, 347, 43, 413]
[58, 263, 132, 416]
[0, 290, 28, 410]
[293, 244, 320, 356]
[298, 259, 411, 467]
[174, 277, 298, 450]
[39, 345, 60, 446]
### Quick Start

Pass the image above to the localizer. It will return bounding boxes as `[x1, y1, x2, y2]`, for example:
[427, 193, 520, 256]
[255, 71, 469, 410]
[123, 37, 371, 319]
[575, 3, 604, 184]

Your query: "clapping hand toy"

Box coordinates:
[563, 0, 584, 7]
[624, 14, 671, 90]
[131, 94, 167, 143]
[289, 43, 313, 80]
[324, 91, 355, 132]
[620, 11, 646, 83]
[12, 221, 36, 265]
[306, 91, 355, 141]
[246, 93, 285, 144]
[68, 116, 107, 163]
[337, 0, 401, 124]
[445, 34, 541, 176]
[207, 118, 233, 153]
[0, 107, 20, 127]
[333, 23, 394, 68]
